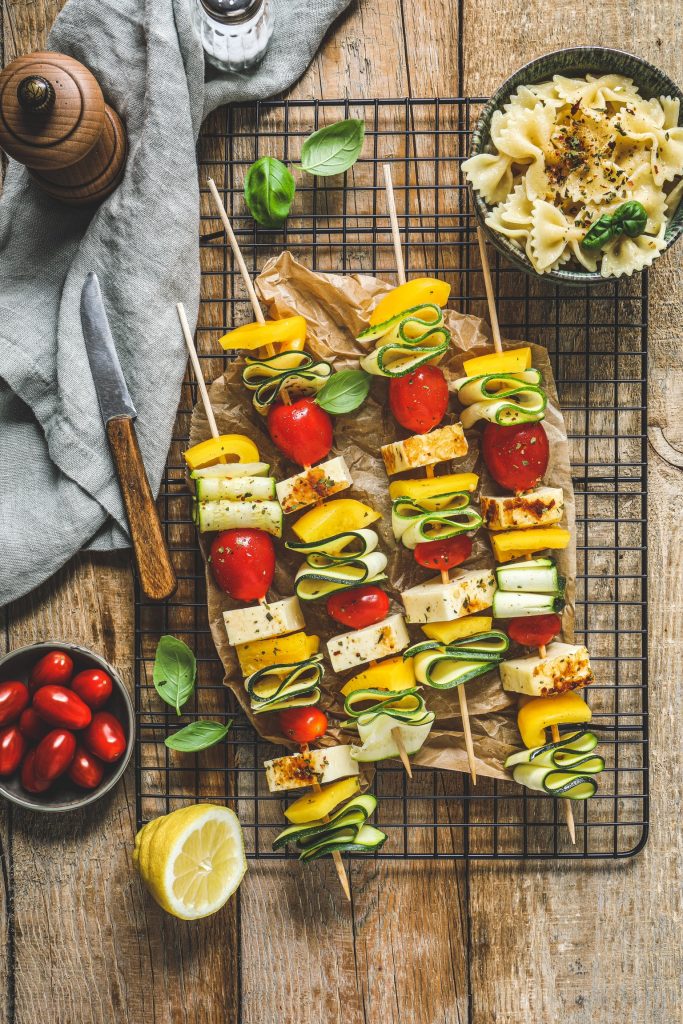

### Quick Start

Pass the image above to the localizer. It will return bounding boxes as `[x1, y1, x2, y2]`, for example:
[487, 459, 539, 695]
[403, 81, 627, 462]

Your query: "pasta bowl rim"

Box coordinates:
[469, 45, 683, 286]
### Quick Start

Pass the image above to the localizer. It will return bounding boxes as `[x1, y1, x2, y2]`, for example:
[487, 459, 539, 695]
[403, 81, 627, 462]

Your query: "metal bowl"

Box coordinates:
[469, 46, 683, 285]
[0, 641, 134, 813]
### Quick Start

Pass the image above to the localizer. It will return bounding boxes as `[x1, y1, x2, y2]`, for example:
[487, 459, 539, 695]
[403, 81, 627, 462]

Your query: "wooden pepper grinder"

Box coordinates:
[0, 51, 127, 206]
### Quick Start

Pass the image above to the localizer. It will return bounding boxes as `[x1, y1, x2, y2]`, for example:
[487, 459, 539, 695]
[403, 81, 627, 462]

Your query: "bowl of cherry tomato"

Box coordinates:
[0, 641, 134, 813]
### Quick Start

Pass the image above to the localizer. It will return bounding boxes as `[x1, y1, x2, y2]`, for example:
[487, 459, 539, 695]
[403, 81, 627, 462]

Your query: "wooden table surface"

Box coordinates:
[1, 2, 681, 1022]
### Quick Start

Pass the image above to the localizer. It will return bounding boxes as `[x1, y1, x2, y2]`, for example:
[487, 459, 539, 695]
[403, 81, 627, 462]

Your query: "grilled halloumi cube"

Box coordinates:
[402, 568, 496, 624]
[481, 487, 564, 531]
[381, 423, 467, 476]
[327, 613, 410, 673]
[499, 642, 593, 697]
[264, 745, 360, 792]
[276, 456, 352, 514]
[223, 595, 304, 646]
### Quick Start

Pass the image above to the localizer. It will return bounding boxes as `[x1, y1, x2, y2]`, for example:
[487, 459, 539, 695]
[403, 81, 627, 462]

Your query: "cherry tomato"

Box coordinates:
[19, 707, 50, 743]
[507, 614, 562, 648]
[388, 365, 449, 434]
[326, 586, 390, 629]
[278, 707, 328, 744]
[267, 398, 333, 467]
[20, 749, 52, 794]
[0, 725, 27, 776]
[83, 712, 127, 763]
[413, 534, 473, 571]
[481, 422, 549, 493]
[67, 744, 105, 789]
[29, 650, 74, 694]
[210, 529, 275, 602]
[0, 680, 30, 726]
[34, 729, 77, 781]
[33, 685, 92, 730]
[71, 668, 113, 710]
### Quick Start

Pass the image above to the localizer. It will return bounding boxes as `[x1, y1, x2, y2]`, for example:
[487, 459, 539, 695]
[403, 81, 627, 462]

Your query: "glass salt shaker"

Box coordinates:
[193, 0, 275, 73]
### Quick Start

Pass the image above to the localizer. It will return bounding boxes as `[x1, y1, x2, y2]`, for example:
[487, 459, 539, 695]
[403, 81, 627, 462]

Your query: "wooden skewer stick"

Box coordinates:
[551, 722, 576, 845]
[301, 744, 351, 900]
[475, 226, 503, 355]
[177, 302, 220, 440]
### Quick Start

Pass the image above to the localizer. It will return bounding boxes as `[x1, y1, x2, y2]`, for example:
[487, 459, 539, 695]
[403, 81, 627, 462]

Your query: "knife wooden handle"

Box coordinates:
[106, 416, 177, 601]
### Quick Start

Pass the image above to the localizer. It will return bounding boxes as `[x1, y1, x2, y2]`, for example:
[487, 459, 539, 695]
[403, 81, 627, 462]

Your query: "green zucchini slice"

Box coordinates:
[193, 498, 283, 537]
[492, 591, 565, 619]
[459, 387, 547, 428]
[495, 558, 564, 595]
[242, 351, 333, 414]
[245, 655, 323, 713]
[454, 369, 542, 404]
[392, 495, 482, 549]
[299, 824, 388, 860]
[358, 304, 451, 378]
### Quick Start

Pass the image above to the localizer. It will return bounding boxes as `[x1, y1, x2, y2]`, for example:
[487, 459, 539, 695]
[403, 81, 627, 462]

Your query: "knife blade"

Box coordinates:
[80, 272, 177, 601]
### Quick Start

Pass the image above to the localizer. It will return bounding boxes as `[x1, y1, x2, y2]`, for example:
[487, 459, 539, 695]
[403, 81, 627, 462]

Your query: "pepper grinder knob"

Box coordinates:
[16, 74, 56, 115]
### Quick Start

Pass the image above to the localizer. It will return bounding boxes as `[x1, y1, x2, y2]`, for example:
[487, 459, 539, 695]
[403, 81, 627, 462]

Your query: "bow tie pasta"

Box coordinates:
[463, 74, 683, 277]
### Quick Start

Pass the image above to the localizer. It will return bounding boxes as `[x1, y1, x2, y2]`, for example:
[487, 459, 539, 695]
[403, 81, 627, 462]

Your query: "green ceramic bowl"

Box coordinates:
[469, 46, 683, 285]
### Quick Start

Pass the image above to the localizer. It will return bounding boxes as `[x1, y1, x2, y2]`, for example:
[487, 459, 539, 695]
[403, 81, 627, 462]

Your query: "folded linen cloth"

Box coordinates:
[0, 0, 350, 607]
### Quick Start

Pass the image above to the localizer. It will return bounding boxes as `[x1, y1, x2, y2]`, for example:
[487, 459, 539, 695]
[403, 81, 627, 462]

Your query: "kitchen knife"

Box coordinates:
[80, 272, 177, 601]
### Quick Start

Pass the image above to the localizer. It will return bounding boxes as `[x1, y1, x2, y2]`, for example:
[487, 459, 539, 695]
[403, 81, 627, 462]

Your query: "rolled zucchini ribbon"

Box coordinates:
[504, 729, 605, 800]
[272, 793, 387, 860]
[392, 493, 482, 550]
[242, 350, 332, 414]
[288, 529, 388, 600]
[405, 632, 509, 689]
[358, 303, 450, 378]
[245, 655, 323, 713]
[455, 369, 547, 427]
[341, 686, 434, 731]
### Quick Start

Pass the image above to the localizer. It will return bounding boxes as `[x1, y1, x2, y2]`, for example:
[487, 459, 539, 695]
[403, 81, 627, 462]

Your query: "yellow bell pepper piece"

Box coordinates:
[389, 473, 478, 505]
[491, 527, 571, 563]
[236, 632, 319, 677]
[218, 315, 307, 353]
[340, 656, 416, 697]
[284, 776, 360, 824]
[517, 691, 592, 749]
[462, 347, 533, 377]
[370, 278, 451, 325]
[292, 498, 380, 543]
[421, 615, 493, 645]
[183, 433, 260, 471]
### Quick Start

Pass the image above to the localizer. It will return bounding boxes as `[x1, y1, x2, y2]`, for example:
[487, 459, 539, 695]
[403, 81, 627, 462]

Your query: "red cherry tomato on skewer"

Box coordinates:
[481, 422, 549, 493]
[29, 650, 74, 693]
[326, 586, 390, 629]
[210, 529, 276, 602]
[278, 707, 328, 745]
[34, 729, 77, 781]
[33, 685, 92, 730]
[414, 535, 473, 572]
[20, 749, 52, 794]
[19, 707, 50, 743]
[71, 669, 114, 710]
[267, 398, 333, 467]
[68, 745, 105, 789]
[388, 365, 449, 434]
[83, 712, 127, 763]
[0, 680, 30, 726]
[0, 725, 27, 776]
[507, 614, 562, 649]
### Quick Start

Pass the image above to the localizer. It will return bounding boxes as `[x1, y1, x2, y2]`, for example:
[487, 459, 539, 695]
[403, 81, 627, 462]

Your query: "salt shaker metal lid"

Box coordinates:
[200, 0, 263, 21]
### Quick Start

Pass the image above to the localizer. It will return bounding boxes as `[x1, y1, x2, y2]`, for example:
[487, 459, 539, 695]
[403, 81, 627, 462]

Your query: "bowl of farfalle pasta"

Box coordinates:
[463, 47, 683, 283]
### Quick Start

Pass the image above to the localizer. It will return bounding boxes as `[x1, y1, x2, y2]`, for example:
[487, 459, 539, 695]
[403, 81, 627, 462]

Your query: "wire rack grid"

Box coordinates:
[135, 98, 648, 860]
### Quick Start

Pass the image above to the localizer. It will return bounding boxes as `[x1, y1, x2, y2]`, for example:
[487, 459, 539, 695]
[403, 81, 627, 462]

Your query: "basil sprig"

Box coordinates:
[298, 119, 365, 177]
[582, 200, 648, 250]
[153, 635, 197, 715]
[244, 156, 296, 228]
[315, 369, 371, 415]
[165, 719, 232, 752]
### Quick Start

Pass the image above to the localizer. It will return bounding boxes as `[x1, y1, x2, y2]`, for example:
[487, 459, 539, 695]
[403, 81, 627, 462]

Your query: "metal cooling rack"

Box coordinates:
[135, 98, 648, 859]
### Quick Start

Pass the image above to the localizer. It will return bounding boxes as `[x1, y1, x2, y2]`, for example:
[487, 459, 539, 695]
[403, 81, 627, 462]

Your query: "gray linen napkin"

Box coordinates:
[0, 0, 351, 607]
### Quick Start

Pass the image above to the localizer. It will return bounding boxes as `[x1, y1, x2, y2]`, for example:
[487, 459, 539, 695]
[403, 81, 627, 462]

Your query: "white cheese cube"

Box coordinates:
[223, 596, 304, 646]
[264, 745, 360, 792]
[481, 487, 564, 531]
[276, 456, 352, 514]
[381, 423, 467, 476]
[327, 613, 410, 673]
[499, 642, 593, 697]
[401, 568, 496, 623]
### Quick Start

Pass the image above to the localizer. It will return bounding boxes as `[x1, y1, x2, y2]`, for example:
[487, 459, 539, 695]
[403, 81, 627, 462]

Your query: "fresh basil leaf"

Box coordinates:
[582, 213, 615, 250]
[244, 156, 295, 228]
[153, 635, 197, 715]
[315, 369, 371, 415]
[611, 200, 647, 238]
[299, 119, 365, 177]
[165, 719, 232, 752]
